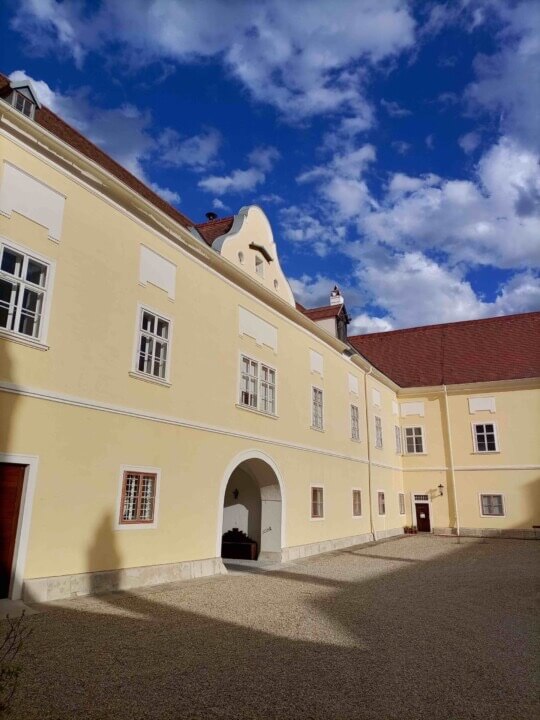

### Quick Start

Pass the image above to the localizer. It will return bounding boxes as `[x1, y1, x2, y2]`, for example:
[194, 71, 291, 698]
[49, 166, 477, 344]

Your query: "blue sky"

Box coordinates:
[1, 0, 539, 331]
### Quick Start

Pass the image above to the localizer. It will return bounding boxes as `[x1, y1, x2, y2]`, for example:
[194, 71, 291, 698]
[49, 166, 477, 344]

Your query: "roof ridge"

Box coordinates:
[349, 310, 540, 340]
[194, 215, 235, 228]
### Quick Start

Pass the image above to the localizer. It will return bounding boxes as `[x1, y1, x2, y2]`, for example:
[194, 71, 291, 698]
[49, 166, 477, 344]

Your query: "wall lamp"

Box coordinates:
[437, 484, 444, 496]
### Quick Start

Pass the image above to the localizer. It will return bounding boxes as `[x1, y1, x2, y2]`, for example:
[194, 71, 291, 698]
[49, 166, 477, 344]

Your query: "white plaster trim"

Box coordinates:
[131, 303, 174, 385]
[403, 466, 448, 472]
[455, 464, 540, 471]
[376, 489, 386, 517]
[402, 424, 427, 455]
[0, 452, 39, 600]
[237, 349, 278, 417]
[114, 465, 161, 530]
[215, 450, 286, 557]
[351, 487, 363, 519]
[471, 420, 500, 453]
[411, 490, 433, 532]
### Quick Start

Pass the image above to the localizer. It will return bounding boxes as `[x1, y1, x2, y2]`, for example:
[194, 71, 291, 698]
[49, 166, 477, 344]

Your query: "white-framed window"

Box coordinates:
[352, 489, 362, 517]
[479, 494, 505, 517]
[374, 415, 383, 449]
[11, 90, 35, 118]
[311, 486, 324, 519]
[473, 423, 498, 453]
[394, 425, 402, 454]
[312, 387, 324, 430]
[404, 426, 424, 454]
[377, 491, 386, 516]
[399, 492, 406, 515]
[239, 355, 276, 415]
[136, 307, 170, 380]
[0, 241, 51, 342]
[255, 254, 264, 277]
[351, 404, 360, 441]
[116, 465, 160, 530]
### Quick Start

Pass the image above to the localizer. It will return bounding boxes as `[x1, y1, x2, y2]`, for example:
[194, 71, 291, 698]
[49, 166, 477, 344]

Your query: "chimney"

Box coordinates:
[329, 285, 344, 306]
[205, 211, 218, 221]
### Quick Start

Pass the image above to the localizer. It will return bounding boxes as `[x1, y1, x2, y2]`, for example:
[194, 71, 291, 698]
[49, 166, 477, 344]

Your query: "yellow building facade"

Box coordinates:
[0, 77, 538, 603]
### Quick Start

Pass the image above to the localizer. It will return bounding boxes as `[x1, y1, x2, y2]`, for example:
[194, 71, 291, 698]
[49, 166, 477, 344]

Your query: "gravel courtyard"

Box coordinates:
[5, 535, 539, 719]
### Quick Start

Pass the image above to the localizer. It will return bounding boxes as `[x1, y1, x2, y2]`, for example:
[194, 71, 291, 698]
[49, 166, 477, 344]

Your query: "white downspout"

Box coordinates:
[443, 385, 460, 537]
[363, 366, 376, 541]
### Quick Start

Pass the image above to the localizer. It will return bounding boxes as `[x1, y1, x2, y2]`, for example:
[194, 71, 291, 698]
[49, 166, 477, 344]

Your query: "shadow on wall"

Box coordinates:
[521, 475, 540, 531]
[87, 513, 122, 596]
[0, 338, 14, 599]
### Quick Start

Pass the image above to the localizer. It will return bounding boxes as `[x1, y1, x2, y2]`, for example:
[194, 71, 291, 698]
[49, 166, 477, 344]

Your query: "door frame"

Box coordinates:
[0, 453, 39, 600]
[411, 491, 433, 533]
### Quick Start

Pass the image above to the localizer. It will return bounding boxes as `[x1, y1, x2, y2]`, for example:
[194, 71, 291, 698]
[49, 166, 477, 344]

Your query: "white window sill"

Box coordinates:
[310, 516, 325, 521]
[311, 426, 325, 433]
[479, 514, 505, 518]
[405, 452, 428, 456]
[352, 514, 363, 519]
[128, 371, 171, 388]
[235, 403, 278, 419]
[115, 522, 158, 531]
[0, 328, 49, 351]
[350, 437, 362, 443]
[472, 451, 500, 455]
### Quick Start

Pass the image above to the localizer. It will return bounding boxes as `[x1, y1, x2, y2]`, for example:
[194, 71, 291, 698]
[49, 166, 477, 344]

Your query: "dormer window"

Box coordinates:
[255, 255, 264, 277]
[5, 81, 40, 120]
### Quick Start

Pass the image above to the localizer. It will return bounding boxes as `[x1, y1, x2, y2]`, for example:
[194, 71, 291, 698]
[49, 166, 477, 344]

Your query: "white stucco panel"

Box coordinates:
[0, 162, 65, 241]
[310, 350, 324, 375]
[392, 400, 399, 416]
[468, 397, 496, 414]
[140, 245, 176, 299]
[239, 306, 277, 351]
[401, 401, 425, 417]
[348, 373, 359, 394]
[372, 388, 381, 407]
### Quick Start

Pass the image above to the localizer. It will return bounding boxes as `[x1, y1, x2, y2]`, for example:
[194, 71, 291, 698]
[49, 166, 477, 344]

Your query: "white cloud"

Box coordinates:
[12, 0, 416, 123]
[198, 168, 265, 195]
[212, 198, 230, 211]
[380, 99, 411, 117]
[458, 131, 481, 154]
[350, 252, 540, 333]
[159, 128, 221, 171]
[289, 273, 363, 308]
[9, 70, 182, 205]
[279, 207, 346, 257]
[248, 146, 280, 172]
[465, 1, 540, 151]
[392, 140, 411, 155]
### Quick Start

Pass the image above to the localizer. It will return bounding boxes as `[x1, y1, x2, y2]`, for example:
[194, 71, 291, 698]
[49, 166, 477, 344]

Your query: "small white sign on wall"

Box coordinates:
[348, 373, 359, 394]
[140, 245, 176, 299]
[468, 397, 496, 414]
[401, 402, 425, 417]
[392, 400, 399, 416]
[239, 306, 278, 351]
[372, 388, 381, 407]
[310, 350, 324, 375]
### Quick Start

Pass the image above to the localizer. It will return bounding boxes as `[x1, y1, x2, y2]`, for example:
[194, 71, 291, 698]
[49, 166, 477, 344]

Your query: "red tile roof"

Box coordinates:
[0, 73, 194, 230]
[193, 216, 235, 246]
[349, 312, 540, 387]
[302, 304, 344, 321]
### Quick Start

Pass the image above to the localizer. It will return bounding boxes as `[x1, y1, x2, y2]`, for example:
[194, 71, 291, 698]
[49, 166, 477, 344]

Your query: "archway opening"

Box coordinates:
[221, 457, 282, 562]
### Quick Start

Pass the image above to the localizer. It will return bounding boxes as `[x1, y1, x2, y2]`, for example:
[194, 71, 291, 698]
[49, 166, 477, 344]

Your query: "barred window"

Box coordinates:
[353, 489, 362, 517]
[404, 426, 424, 454]
[120, 472, 156, 524]
[378, 491, 386, 516]
[311, 486, 324, 518]
[0, 244, 49, 340]
[351, 404, 360, 440]
[239, 356, 276, 414]
[137, 309, 170, 380]
[480, 494, 504, 516]
[399, 492, 406, 515]
[312, 387, 324, 430]
[375, 416, 383, 449]
[474, 424, 498, 452]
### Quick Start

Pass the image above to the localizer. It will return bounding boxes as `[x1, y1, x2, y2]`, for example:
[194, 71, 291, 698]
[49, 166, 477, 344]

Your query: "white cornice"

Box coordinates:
[397, 377, 540, 396]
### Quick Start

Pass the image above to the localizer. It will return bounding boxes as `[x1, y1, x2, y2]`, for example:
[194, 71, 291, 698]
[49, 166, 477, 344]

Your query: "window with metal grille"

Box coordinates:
[0, 244, 48, 340]
[352, 489, 362, 517]
[311, 486, 324, 518]
[399, 492, 406, 515]
[374, 416, 383, 449]
[120, 472, 156, 523]
[378, 491, 386, 515]
[414, 494, 429, 502]
[240, 355, 276, 414]
[404, 426, 424, 454]
[312, 387, 324, 429]
[395, 425, 402, 454]
[351, 404, 360, 440]
[474, 423, 498, 452]
[480, 494, 504, 516]
[137, 309, 170, 380]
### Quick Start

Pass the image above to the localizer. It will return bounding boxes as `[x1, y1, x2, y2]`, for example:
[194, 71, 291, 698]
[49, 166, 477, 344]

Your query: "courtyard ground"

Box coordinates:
[4, 535, 539, 719]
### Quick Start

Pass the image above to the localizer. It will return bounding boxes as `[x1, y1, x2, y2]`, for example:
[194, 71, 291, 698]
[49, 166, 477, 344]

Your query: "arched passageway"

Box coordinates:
[219, 453, 284, 562]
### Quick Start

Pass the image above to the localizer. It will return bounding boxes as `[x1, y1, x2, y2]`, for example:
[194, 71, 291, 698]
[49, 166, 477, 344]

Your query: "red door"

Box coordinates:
[415, 502, 431, 532]
[0, 464, 25, 598]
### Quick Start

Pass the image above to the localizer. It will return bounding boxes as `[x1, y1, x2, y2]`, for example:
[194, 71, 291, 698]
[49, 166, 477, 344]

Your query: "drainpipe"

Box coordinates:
[443, 385, 460, 538]
[363, 366, 376, 542]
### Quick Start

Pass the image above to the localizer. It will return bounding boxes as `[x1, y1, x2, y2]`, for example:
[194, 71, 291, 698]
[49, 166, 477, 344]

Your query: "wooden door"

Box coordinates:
[415, 502, 431, 532]
[0, 464, 25, 598]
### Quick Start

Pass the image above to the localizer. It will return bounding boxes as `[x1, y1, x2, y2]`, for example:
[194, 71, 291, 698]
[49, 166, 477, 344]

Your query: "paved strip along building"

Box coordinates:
[0, 75, 539, 603]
